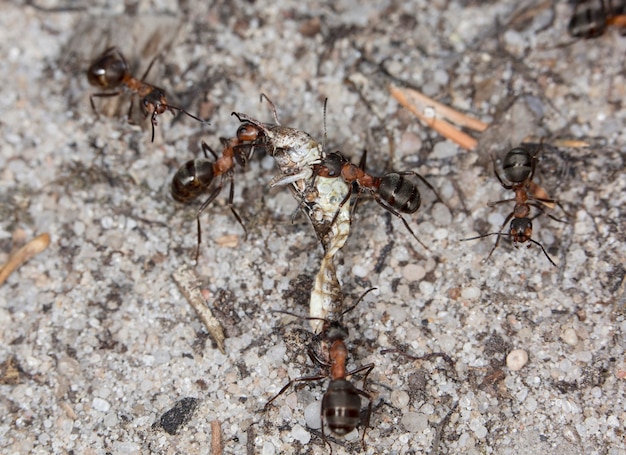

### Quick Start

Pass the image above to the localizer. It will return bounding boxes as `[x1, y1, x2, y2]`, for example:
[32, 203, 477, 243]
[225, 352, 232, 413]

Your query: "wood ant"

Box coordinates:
[313, 150, 442, 250]
[462, 143, 569, 267]
[171, 123, 261, 261]
[87, 47, 205, 142]
[265, 289, 376, 452]
[233, 95, 325, 194]
[568, 0, 626, 38]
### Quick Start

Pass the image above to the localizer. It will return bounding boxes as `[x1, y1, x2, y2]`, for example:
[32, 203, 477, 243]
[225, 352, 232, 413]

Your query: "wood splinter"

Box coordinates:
[0, 233, 51, 286]
[389, 84, 488, 151]
[172, 264, 226, 354]
[211, 419, 223, 455]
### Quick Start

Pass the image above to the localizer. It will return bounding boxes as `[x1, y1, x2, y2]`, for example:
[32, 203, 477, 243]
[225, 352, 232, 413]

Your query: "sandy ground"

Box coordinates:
[0, 1, 625, 454]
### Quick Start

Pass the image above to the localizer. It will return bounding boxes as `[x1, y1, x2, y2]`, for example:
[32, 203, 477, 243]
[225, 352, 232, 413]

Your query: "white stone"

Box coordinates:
[506, 349, 529, 371]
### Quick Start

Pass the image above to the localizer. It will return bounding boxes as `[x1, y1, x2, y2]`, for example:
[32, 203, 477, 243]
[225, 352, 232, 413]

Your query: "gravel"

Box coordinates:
[0, 1, 625, 455]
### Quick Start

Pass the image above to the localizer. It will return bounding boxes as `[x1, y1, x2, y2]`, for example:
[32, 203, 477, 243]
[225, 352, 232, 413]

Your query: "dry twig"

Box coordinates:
[389, 84, 488, 151]
[172, 264, 226, 353]
[0, 233, 51, 286]
[211, 419, 223, 455]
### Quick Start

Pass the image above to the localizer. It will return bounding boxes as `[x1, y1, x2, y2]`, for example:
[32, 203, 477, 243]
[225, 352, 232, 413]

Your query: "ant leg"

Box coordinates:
[226, 172, 248, 240]
[201, 141, 219, 160]
[139, 53, 158, 82]
[194, 181, 225, 262]
[150, 109, 159, 142]
[326, 187, 353, 229]
[487, 197, 516, 208]
[554, 200, 573, 219]
[346, 151, 368, 220]
[307, 347, 331, 368]
[485, 211, 514, 262]
[372, 193, 428, 250]
[89, 91, 120, 115]
[528, 202, 568, 224]
[264, 374, 327, 411]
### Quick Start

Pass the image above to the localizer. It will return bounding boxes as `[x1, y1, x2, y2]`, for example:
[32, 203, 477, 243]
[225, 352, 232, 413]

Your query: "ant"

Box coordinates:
[568, 0, 626, 38]
[171, 123, 262, 261]
[233, 94, 325, 192]
[462, 143, 569, 267]
[87, 47, 205, 142]
[265, 288, 376, 452]
[313, 150, 442, 250]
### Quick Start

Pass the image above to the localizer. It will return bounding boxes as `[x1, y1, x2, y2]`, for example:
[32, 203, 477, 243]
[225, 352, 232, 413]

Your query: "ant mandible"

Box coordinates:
[313, 150, 443, 250]
[171, 123, 262, 261]
[264, 289, 377, 452]
[87, 47, 205, 142]
[462, 143, 569, 267]
[568, 0, 626, 38]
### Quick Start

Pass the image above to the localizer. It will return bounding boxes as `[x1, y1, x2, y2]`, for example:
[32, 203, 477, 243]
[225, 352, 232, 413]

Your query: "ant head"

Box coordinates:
[141, 90, 169, 118]
[509, 217, 533, 244]
[503, 147, 534, 183]
[237, 123, 262, 142]
[324, 320, 349, 342]
[87, 47, 129, 88]
[233, 123, 265, 166]
[320, 152, 346, 178]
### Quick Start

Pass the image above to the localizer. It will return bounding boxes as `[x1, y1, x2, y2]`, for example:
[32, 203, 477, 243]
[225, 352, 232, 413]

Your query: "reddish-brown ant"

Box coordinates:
[87, 47, 205, 142]
[265, 289, 376, 452]
[171, 123, 262, 261]
[568, 0, 626, 38]
[313, 150, 442, 250]
[462, 143, 568, 267]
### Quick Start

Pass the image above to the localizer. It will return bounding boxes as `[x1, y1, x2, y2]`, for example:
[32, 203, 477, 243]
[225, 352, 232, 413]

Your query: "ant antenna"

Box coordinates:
[339, 287, 377, 319]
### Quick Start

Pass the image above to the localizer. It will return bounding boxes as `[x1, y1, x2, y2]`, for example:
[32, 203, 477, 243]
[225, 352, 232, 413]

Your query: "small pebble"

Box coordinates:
[291, 424, 311, 444]
[390, 390, 410, 408]
[402, 263, 425, 282]
[461, 286, 480, 300]
[261, 442, 276, 455]
[92, 397, 111, 413]
[303, 401, 321, 430]
[506, 349, 529, 371]
[401, 412, 428, 432]
[561, 328, 579, 346]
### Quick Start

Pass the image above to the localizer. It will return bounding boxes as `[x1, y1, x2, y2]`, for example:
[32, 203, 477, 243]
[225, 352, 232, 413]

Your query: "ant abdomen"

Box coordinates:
[87, 48, 128, 88]
[502, 147, 533, 183]
[322, 379, 362, 435]
[171, 160, 215, 203]
[568, 5, 607, 38]
[379, 173, 421, 214]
